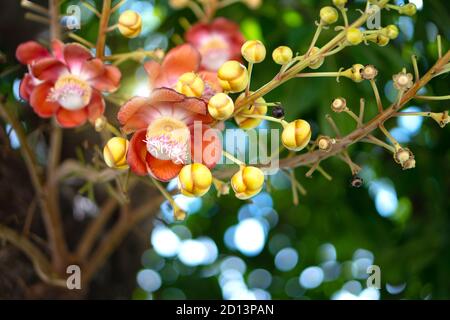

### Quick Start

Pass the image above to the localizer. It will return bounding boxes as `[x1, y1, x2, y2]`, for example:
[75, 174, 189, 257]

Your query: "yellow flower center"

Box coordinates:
[145, 117, 190, 164]
[51, 74, 92, 110]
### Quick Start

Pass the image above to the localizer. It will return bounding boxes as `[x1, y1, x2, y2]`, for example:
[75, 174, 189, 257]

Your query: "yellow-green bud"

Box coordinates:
[399, 3, 417, 16]
[241, 40, 266, 64]
[320, 6, 339, 25]
[346, 27, 363, 45]
[272, 46, 293, 65]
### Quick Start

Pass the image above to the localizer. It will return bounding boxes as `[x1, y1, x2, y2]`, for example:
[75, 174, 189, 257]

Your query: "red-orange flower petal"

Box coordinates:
[87, 90, 105, 123]
[55, 107, 89, 128]
[31, 57, 68, 82]
[29, 82, 59, 118]
[16, 41, 50, 65]
[159, 44, 201, 88]
[189, 123, 222, 169]
[19, 73, 35, 101]
[63, 43, 92, 75]
[89, 65, 121, 92]
[146, 153, 183, 182]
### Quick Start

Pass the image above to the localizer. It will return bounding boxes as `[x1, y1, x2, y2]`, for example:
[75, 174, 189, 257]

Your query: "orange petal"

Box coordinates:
[29, 82, 59, 117]
[87, 90, 105, 123]
[127, 129, 149, 176]
[189, 123, 222, 168]
[31, 57, 68, 82]
[161, 44, 201, 87]
[16, 41, 50, 65]
[55, 107, 88, 128]
[146, 154, 183, 182]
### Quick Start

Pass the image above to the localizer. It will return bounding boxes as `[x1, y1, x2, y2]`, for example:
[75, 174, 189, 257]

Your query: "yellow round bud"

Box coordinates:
[308, 47, 324, 70]
[375, 34, 390, 47]
[178, 163, 213, 197]
[208, 93, 234, 120]
[346, 27, 363, 45]
[383, 25, 399, 40]
[169, 0, 189, 9]
[399, 3, 417, 16]
[320, 6, 339, 25]
[234, 92, 267, 130]
[118, 10, 142, 38]
[332, 0, 347, 8]
[231, 166, 265, 200]
[175, 72, 205, 98]
[217, 61, 249, 93]
[241, 40, 266, 64]
[272, 46, 293, 65]
[103, 137, 129, 170]
[281, 119, 312, 152]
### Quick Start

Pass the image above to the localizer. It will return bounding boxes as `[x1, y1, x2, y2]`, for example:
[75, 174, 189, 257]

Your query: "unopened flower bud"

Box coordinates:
[169, 0, 189, 9]
[178, 163, 213, 197]
[231, 166, 265, 200]
[308, 47, 324, 70]
[234, 92, 267, 129]
[346, 27, 363, 45]
[208, 93, 234, 120]
[272, 46, 293, 65]
[383, 25, 399, 40]
[103, 137, 129, 170]
[331, 97, 347, 112]
[217, 61, 249, 93]
[175, 72, 205, 98]
[341, 64, 365, 82]
[399, 3, 417, 16]
[94, 116, 107, 132]
[241, 40, 266, 64]
[402, 158, 416, 170]
[281, 119, 312, 152]
[320, 6, 339, 25]
[332, 0, 347, 9]
[374, 34, 390, 47]
[118, 10, 142, 38]
[361, 64, 378, 80]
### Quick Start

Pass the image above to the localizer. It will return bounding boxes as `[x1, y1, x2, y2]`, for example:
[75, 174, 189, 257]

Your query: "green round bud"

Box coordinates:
[320, 6, 339, 25]
[384, 25, 399, 40]
[346, 27, 363, 45]
[332, 0, 347, 8]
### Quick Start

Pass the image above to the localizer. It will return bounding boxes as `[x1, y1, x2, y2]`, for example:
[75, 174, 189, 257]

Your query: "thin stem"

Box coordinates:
[240, 114, 287, 126]
[188, 1, 206, 21]
[218, 0, 240, 9]
[68, 32, 95, 48]
[96, 0, 112, 58]
[437, 35, 442, 58]
[363, 135, 395, 153]
[25, 12, 49, 25]
[339, 8, 349, 27]
[111, 0, 126, 14]
[246, 62, 253, 97]
[411, 55, 419, 81]
[358, 98, 365, 126]
[223, 150, 245, 166]
[414, 95, 450, 101]
[151, 177, 185, 220]
[296, 72, 340, 78]
[370, 79, 383, 113]
[344, 109, 362, 125]
[21, 0, 49, 16]
[81, 0, 101, 17]
[307, 22, 323, 54]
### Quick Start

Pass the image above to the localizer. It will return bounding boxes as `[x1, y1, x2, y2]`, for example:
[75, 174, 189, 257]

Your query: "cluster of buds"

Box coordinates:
[118, 10, 142, 38]
[394, 147, 416, 170]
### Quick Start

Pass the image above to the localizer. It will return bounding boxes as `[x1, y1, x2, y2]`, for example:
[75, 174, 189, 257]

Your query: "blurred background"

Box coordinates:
[0, 0, 449, 299]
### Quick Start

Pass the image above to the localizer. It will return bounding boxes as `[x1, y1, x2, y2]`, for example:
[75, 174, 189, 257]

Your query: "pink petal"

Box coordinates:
[189, 123, 222, 168]
[63, 43, 93, 75]
[51, 39, 65, 61]
[80, 58, 105, 80]
[160, 44, 201, 87]
[144, 60, 162, 90]
[31, 57, 68, 82]
[89, 65, 121, 93]
[87, 90, 105, 123]
[55, 107, 88, 128]
[117, 96, 162, 134]
[16, 41, 50, 65]
[29, 82, 59, 118]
